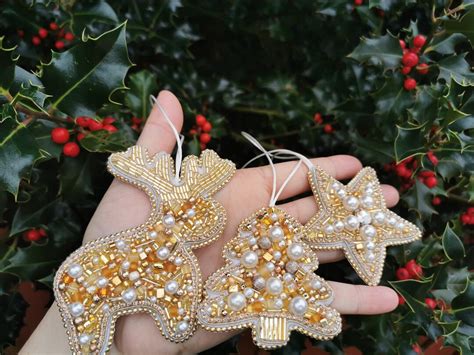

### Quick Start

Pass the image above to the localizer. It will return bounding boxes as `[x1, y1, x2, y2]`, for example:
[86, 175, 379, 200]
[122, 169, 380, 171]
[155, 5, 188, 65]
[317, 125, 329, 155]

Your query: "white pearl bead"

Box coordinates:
[258, 237, 271, 249]
[178, 307, 185, 315]
[270, 213, 279, 221]
[361, 225, 377, 239]
[273, 251, 282, 260]
[388, 217, 397, 226]
[96, 277, 108, 288]
[227, 292, 246, 311]
[266, 262, 275, 271]
[122, 288, 136, 304]
[176, 321, 189, 333]
[289, 296, 308, 316]
[248, 237, 257, 246]
[243, 287, 254, 298]
[240, 231, 252, 238]
[396, 222, 405, 230]
[366, 241, 375, 250]
[287, 243, 304, 260]
[361, 195, 374, 208]
[86, 286, 97, 294]
[334, 220, 345, 232]
[337, 189, 347, 198]
[129, 271, 140, 281]
[150, 296, 157, 303]
[283, 273, 294, 283]
[343, 196, 360, 211]
[115, 240, 126, 250]
[69, 302, 84, 317]
[345, 215, 360, 230]
[357, 210, 372, 225]
[92, 256, 100, 265]
[149, 231, 158, 239]
[324, 225, 335, 234]
[241, 251, 258, 268]
[331, 182, 341, 191]
[365, 186, 374, 195]
[266, 277, 283, 295]
[274, 298, 284, 309]
[286, 261, 298, 274]
[78, 334, 91, 345]
[186, 285, 193, 293]
[310, 279, 322, 289]
[186, 208, 196, 218]
[68, 264, 83, 278]
[156, 246, 170, 260]
[366, 252, 376, 261]
[372, 211, 385, 225]
[174, 256, 183, 266]
[162, 214, 175, 227]
[269, 226, 284, 241]
[121, 260, 130, 270]
[253, 276, 266, 290]
[165, 280, 179, 294]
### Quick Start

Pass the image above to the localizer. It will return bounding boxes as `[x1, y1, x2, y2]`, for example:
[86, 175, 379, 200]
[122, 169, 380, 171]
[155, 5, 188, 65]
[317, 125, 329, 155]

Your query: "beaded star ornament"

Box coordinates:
[53, 98, 235, 354]
[303, 166, 422, 286]
[197, 134, 341, 349]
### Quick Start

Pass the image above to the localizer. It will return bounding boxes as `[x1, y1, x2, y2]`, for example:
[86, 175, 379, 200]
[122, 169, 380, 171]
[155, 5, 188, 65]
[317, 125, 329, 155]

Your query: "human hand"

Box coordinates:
[80, 90, 400, 354]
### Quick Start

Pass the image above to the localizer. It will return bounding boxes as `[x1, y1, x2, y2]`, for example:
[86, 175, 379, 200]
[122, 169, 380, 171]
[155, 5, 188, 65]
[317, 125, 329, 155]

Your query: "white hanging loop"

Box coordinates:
[241, 132, 307, 207]
[149, 95, 184, 184]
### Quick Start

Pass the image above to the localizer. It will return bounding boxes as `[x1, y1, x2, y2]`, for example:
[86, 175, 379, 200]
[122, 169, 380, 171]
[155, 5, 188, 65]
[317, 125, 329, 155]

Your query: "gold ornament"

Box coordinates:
[53, 145, 235, 354]
[303, 166, 422, 286]
[197, 206, 342, 349]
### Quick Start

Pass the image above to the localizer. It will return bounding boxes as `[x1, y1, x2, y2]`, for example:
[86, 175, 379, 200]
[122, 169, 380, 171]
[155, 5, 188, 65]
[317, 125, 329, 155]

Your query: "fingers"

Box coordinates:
[245, 155, 363, 201]
[137, 90, 184, 155]
[329, 282, 398, 314]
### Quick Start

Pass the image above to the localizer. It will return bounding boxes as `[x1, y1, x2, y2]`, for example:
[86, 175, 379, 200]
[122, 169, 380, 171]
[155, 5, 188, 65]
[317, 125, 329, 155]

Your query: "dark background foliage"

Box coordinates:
[0, 0, 473, 353]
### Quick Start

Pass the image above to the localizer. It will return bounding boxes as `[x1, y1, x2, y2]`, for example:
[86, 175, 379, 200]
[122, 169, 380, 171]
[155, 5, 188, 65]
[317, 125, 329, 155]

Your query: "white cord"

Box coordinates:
[241, 132, 308, 207]
[149, 95, 184, 184]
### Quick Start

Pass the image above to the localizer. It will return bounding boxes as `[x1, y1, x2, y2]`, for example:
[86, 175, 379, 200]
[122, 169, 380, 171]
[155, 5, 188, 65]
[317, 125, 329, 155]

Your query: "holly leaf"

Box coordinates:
[59, 154, 95, 201]
[80, 130, 133, 152]
[40, 22, 133, 117]
[0, 292, 27, 349]
[348, 33, 402, 70]
[425, 33, 468, 55]
[124, 70, 158, 118]
[402, 180, 438, 220]
[407, 85, 442, 125]
[441, 224, 466, 260]
[444, 10, 474, 46]
[394, 124, 426, 161]
[70, 0, 119, 34]
[0, 119, 42, 197]
[9, 196, 57, 236]
[0, 37, 17, 91]
[437, 54, 474, 86]
[390, 277, 433, 313]
[28, 119, 63, 160]
[452, 280, 474, 326]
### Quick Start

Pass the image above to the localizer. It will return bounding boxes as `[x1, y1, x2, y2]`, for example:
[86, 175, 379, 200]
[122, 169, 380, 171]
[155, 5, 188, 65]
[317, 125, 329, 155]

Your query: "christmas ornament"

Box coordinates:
[304, 166, 422, 286]
[197, 134, 341, 349]
[53, 98, 235, 354]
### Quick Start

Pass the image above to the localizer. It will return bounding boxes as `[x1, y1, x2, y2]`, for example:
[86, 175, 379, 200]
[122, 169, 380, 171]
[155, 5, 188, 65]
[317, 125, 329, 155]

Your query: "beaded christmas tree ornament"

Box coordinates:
[53, 98, 235, 354]
[303, 165, 422, 286]
[197, 134, 341, 349]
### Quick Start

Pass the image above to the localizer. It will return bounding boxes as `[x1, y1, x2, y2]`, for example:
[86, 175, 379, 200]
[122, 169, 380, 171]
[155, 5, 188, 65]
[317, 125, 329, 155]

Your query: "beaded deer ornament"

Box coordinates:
[53, 99, 235, 354]
[197, 134, 341, 349]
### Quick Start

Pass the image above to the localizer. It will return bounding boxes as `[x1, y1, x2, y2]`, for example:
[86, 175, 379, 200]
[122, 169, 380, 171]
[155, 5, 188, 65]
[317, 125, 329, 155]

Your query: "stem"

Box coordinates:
[447, 193, 472, 205]
[231, 106, 286, 117]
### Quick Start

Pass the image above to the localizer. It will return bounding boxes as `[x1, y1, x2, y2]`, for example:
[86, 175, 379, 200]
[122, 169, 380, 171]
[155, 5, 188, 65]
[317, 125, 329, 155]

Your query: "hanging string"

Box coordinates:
[242, 149, 314, 171]
[149, 95, 184, 184]
[241, 132, 307, 207]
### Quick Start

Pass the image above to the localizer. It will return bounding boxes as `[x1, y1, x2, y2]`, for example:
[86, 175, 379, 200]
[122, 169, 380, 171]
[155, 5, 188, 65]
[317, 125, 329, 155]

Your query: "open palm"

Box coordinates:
[22, 90, 399, 355]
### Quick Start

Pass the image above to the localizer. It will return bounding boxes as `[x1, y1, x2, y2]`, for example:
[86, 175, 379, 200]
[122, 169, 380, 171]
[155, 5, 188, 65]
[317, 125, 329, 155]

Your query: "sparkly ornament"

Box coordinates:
[53, 145, 235, 353]
[197, 207, 341, 349]
[304, 166, 422, 286]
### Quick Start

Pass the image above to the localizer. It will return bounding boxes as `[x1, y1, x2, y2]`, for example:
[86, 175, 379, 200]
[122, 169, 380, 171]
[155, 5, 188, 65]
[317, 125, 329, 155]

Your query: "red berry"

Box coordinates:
[24, 229, 41, 241]
[461, 213, 471, 225]
[404, 78, 417, 91]
[402, 52, 419, 67]
[412, 344, 422, 354]
[314, 113, 323, 124]
[399, 39, 406, 49]
[75, 116, 90, 127]
[323, 124, 333, 134]
[88, 119, 103, 131]
[398, 295, 406, 306]
[200, 133, 211, 144]
[32, 36, 41, 46]
[413, 35, 427, 48]
[432, 196, 441, 206]
[409, 47, 420, 54]
[49, 22, 59, 31]
[396, 267, 410, 280]
[103, 124, 118, 133]
[77, 132, 86, 141]
[55, 40, 65, 50]
[200, 143, 207, 150]
[467, 207, 474, 215]
[401, 66, 411, 75]
[38, 28, 48, 39]
[406, 260, 423, 279]
[419, 170, 435, 178]
[395, 164, 411, 178]
[51, 127, 70, 144]
[424, 176, 437, 189]
[102, 116, 116, 125]
[64, 32, 75, 41]
[189, 129, 197, 135]
[427, 151, 438, 166]
[354, 0, 363, 6]
[131, 117, 142, 125]
[417, 63, 429, 75]
[202, 121, 212, 132]
[63, 142, 80, 157]
[425, 298, 437, 309]
[38, 228, 47, 237]
[196, 114, 207, 126]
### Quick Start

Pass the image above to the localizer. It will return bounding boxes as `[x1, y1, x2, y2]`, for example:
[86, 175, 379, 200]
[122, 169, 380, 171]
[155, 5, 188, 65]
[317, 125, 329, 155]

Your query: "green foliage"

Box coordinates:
[0, 0, 473, 353]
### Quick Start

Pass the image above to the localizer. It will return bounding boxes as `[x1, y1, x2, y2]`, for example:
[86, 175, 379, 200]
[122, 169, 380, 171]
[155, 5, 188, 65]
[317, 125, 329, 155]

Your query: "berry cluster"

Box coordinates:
[130, 116, 143, 131]
[460, 207, 474, 225]
[190, 114, 212, 149]
[51, 127, 80, 157]
[396, 259, 423, 281]
[22, 22, 75, 51]
[399, 35, 429, 91]
[23, 228, 47, 242]
[386, 152, 439, 191]
[313, 112, 334, 134]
